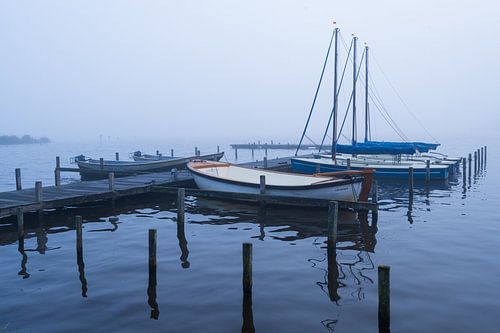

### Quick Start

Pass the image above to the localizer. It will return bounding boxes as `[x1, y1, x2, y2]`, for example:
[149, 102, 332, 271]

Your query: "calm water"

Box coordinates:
[0, 141, 498, 332]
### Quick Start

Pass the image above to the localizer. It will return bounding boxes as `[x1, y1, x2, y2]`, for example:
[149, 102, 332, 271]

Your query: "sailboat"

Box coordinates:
[290, 27, 456, 180]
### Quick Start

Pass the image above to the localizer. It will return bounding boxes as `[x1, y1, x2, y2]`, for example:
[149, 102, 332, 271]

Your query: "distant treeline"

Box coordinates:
[0, 135, 50, 145]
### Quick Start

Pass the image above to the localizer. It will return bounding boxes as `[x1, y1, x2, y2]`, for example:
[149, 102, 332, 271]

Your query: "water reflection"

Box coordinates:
[176, 220, 190, 269]
[17, 237, 30, 279]
[77, 239, 88, 298]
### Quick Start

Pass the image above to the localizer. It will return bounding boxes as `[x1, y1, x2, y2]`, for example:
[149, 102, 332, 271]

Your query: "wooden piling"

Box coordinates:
[484, 146, 487, 163]
[378, 265, 390, 331]
[468, 153, 472, 179]
[259, 175, 266, 196]
[195, 147, 198, 156]
[217, 145, 220, 154]
[426, 160, 431, 182]
[474, 151, 477, 176]
[264, 143, 268, 157]
[177, 188, 185, 224]
[15, 168, 22, 191]
[100, 158, 104, 170]
[35, 181, 43, 202]
[263, 156, 268, 169]
[149, 229, 157, 269]
[372, 180, 378, 204]
[346, 158, 351, 170]
[242, 243, 252, 294]
[171, 149, 174, 157]
[462, 158, 466, 185]
[108, 172, 115, 191]
[327, 201, 339, 244]
[17, 207, 24, 240]
[235, 148, 238, 160]
[156, 150, 160, 156]
[115, 152, 119, 161]
[55, 156, 61, 186]
[408, 167, 414, 196]
[75, 215, 83, 252]
[481, 147, 484, 169]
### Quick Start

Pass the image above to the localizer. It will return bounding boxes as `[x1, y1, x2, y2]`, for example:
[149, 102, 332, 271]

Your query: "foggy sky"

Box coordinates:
[1, 0, 498, 144]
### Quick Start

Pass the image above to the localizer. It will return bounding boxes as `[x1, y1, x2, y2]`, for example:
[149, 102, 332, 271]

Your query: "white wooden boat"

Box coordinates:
[187, 161, 373, 202]
[132, 151, 224, 162]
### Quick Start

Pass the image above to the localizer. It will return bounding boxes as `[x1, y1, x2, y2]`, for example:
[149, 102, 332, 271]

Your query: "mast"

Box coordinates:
[352, 36, 358, 145]
[364, 45, 369, 142]
[331, 27, 339, 162]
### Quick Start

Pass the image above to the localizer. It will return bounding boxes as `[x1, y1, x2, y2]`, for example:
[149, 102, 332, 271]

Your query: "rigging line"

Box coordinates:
[304, 134, 320, 147]
[336, 49, 367, 142]
[372, 52, 439, 143]
[295, 28, 335, 156]
[318, 40, 354, 152]
[369, 94, 408, 141]
[359, 72, 410, 141]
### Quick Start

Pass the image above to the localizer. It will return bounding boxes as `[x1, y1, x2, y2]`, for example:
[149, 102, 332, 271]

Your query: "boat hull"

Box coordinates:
[291, 158, 449, 180]
[190, 167, 363, 202]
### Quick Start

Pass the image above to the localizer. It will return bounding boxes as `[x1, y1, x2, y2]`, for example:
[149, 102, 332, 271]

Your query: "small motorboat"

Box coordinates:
[132, 151, 224, 162]
[187, 161, 373, 202]
[74, 152, 224, 180]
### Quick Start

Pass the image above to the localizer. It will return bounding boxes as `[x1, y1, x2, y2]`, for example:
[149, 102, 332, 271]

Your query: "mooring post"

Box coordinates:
[75, 215, 83, 252]
[378, 265, 390, 331]
[462, 158, 466, 186]
[15, 168, 22, 191]
[346, 158, 351, 170]
[474, 151, 477, 176]
[484, 146, 487, 163]
[156, 150, 160, 156]
[259, 175, 266, 196]
[217, 145, 220, 154]
[108, 172, 115, 191]
[327, 201, 339, 244]
[171, 149, 174, 157]
[115, 152, 119, 161]
[100, 157, 104, 170]
[263, 156, 268, 169]
[372, 180, 378, 204]
[481, 147, 484, 169]
[17, 207, 24, 240]
[35, 181, 43, 203]
[468, 153, 472, 179]
[149, 229, 157, 272]
[408, 167, 414, 196]
[177, 188, 185, 224]
[54, 156, 61, 186]
[235, 148, 238, 160]
[265, 143, 268, 157]
[426, 160, 431, 182]
[242, 243, 253, 295]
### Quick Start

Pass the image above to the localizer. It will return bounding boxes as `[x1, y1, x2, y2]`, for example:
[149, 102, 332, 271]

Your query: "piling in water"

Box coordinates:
[468, 153, 472, 179]
[346, 158, 351, 170]
[259, 175, 266, 197]
[35, 181, 43, 202]
[100, 158, 104, 170]
[148, 229, 159, 319]
[474, 151, 477, 176]
[462, 158, 466, 186]
[378, 265, 390, 331]
[177, 188, 185, 224]
[55, 156, 61, 186]
[75, 215, 83, 252]
[426, 160, 431, 182]
[115, 152, 119, 161]
[408, 167, 414, 196]
[108, 172, 115, 191]
[15, 168, 22, 191]
[263, 156, 268, 169]
[242, 243, 252, 295]
[171, 149, 174, 157]
[372, 180, 378, 204]
[327, 201, 339, 244]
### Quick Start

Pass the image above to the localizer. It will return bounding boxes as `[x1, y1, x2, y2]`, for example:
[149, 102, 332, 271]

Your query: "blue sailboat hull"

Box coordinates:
[291, 158, 449, 180]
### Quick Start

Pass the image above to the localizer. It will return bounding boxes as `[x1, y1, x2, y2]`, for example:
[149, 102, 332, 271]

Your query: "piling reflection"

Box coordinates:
[176, 219, 190, 269]
[148, 230, 159, 320]
[17, 236, 30, 279]
[77, 243, 88, 297]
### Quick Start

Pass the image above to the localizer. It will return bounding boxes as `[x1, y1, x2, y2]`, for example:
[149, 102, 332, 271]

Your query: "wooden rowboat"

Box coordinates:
[132, 151, 224, 162]
[187, 161, 373, 202]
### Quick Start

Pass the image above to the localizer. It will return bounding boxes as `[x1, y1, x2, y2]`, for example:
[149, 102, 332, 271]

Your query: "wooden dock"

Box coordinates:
[0, 171, 193, 218]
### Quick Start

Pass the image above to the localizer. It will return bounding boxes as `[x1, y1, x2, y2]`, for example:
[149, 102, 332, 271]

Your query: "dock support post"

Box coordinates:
[156, 150, 160, 156]
[115, 152, 119, 161]
[263, 156, 268, 169]
[378, 265, 390, 331]
[474, 151, 477, 176]
[100, 157, 104, 170]
[259, 175, 266, 196]
[462, 158, 466, 186]
[372, 180, 378, 204]
[242, 243, 252, 295]
[481, 147, 484, 169]
[468, 153, 472, 179]
[408, 167, 414, 197]
[171, 149, 174, 157]
[265, 143, 268, 157]
[148, 228, 159, 319]
[346, 158, 351, 170]
[177, 188, 185, 224]
[15, 168, 22, 191]
[484, 146, 487, 163]
[426, 160, 431, 182]
[75, 215, 83, 253]
[17, 207, 24, 240]
[108, 172, 115, 191]
[235, 148, 238, 160]
[327, 201, 339, 244]
[35, 181, 43, 203]
[217, 145, 220, 154]
[55, 156, 61, 186]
